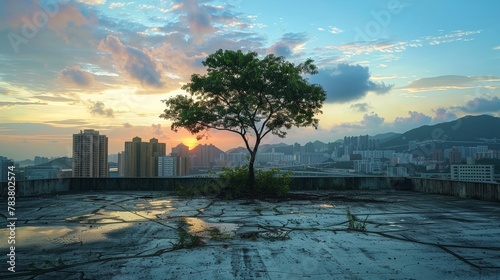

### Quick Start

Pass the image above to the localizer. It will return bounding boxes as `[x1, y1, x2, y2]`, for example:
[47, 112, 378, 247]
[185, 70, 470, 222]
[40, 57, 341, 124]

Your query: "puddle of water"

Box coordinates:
[0, 223, 128, 247]
[66, 208, 174, 224]
[319, 203, 335, 208]
[183, 217, 239, 237]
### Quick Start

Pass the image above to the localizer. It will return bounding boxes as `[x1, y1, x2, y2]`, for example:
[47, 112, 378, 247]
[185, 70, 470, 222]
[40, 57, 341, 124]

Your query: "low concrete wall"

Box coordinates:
[291, 176, 391, 190]
[1, 176, 391, 197]
[1, 176, 498, 202]
[0, 178, 71, 197]
[410, 178, 500, 202]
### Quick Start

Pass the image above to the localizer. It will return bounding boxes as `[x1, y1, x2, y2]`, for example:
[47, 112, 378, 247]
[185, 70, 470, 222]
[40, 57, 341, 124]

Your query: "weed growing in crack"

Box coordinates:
[346, 207, 369, 231]
[208, 227, 234, 240]
[172, 228, 204, 249]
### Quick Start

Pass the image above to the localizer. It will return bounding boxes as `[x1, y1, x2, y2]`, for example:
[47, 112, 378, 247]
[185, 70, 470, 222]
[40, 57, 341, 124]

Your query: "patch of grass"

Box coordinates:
[172, 228, 204, 249]
[346, 207, 369, 231]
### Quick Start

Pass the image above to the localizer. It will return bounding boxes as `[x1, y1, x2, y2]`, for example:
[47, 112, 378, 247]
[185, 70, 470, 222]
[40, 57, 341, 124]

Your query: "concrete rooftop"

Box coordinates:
[1, 190, 499, 279]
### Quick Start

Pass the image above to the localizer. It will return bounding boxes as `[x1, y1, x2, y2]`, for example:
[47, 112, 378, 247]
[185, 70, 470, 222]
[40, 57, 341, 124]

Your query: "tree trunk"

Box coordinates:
[247, 151, 256, 195]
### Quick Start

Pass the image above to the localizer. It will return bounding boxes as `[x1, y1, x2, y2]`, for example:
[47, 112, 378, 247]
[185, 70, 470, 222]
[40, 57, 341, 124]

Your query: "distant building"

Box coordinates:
[450, 164, 494, 182]
[72, 129, 108, 177]
[24, 166, 61, 180]
[123, 137, 166, 177]
[449, 147, 461, 164]
[0, 156, 15, 182]
[117, 152, 125, 176]
[158, 156, 191, 176]
[190, 144, 225, 167]
[172, 143, 190, 157]
[34, 156, 49, 165]
[354, 159, 382, 174]
[158, 156, 177, 176]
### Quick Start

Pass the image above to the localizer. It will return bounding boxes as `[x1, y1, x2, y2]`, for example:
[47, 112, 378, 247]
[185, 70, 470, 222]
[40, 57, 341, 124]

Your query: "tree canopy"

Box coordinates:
[160, 49, 326, 193]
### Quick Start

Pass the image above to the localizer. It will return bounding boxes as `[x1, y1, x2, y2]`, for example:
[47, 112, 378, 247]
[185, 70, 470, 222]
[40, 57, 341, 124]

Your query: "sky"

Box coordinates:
[1, 0, 499, 161]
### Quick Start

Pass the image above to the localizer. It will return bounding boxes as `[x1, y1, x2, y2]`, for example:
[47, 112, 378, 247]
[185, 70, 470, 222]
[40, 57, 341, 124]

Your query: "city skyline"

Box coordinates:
[1, 0, 499, 160]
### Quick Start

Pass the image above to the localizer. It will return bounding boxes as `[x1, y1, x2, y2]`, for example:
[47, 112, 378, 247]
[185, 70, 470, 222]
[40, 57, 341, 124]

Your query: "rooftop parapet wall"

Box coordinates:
[411, 178, 500, 202]
[1, 177, 499, 202]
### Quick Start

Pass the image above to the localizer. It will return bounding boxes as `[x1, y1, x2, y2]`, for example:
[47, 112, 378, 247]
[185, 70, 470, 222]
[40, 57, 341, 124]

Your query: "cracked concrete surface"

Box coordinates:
[1, 190, 499, 279]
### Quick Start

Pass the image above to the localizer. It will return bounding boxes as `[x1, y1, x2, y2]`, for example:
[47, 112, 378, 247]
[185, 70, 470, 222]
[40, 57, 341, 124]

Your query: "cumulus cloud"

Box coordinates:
[393, 111, 432, 127]
[151, 123, 164, 136]
[88, 101, 114, 117]
[99, 35, 163, 88]
[433, 107, 457, 122]
[453, 96, 500, 113]
[123, 122, 133, 128]
[176, 0, 216, 41]
[350, 102, 371, 112]
[58, 65, 95, 87]
[361, 112, 385, 127]
[310, 64, 393, 103]
[267, 32, 308, 57]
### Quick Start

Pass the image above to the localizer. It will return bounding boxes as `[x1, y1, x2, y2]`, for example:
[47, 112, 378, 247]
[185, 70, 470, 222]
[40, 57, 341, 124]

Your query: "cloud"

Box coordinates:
[328, 26, 343, 34]
[432, 107, 457, 122]
[453, 96, 500, 113]
[45, 119, 90, 125]
[109, 2, 125, 9]
[400, 75, 500, 92]
[123, 122, 133, 128]
[393, 111, 432, 127]
[267, 32, 308, 57]
[76, 0, 106, 5]
[350, 103, 371, 112]
[327, 40, 407, 58]
[326, 30, 481, 59]
[177, 0, 216, 41]
[0, 101, 46, 108]
[310, 63, 393, 103]
[32, 94, 79, 103]
[88, 101, 114, 117]
[99, 35, 163, 88]
[361, 112, 385, 127]
[424, 30, 481, 45]
[151, 123, 164, 136]
[58, 65, 96, 87]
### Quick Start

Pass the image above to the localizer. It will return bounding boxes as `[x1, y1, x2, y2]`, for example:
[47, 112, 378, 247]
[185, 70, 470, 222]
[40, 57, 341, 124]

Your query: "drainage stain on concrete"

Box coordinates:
[0, 190, 499, 279]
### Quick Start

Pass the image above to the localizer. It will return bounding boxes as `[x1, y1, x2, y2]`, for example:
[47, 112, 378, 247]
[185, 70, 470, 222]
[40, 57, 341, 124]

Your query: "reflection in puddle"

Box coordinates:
[183, 217, 239, 237]
[319, 203, 335, 208]
[0, 224, 128, 247]
[66, 207, 173, 224]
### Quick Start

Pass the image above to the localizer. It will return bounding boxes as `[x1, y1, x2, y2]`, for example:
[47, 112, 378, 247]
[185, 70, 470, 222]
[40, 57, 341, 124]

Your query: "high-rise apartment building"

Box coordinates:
[449, 147, 461, 164]
[450, 164, 494, 182]
[0, 156, 15, 182]
[123, 137, 166, 177]
[72, 129, 108, 177]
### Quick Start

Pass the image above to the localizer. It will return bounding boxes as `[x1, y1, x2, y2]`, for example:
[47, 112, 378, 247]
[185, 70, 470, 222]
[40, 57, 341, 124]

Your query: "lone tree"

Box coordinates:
[160, 49, 326, 194]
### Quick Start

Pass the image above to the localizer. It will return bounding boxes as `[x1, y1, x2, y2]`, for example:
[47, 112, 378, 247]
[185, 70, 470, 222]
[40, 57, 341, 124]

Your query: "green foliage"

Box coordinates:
[173, 228, 204, 249]
[216, 166, 291, 198]
[160, 49, 325, 192]
[255, 168, 291, 197]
